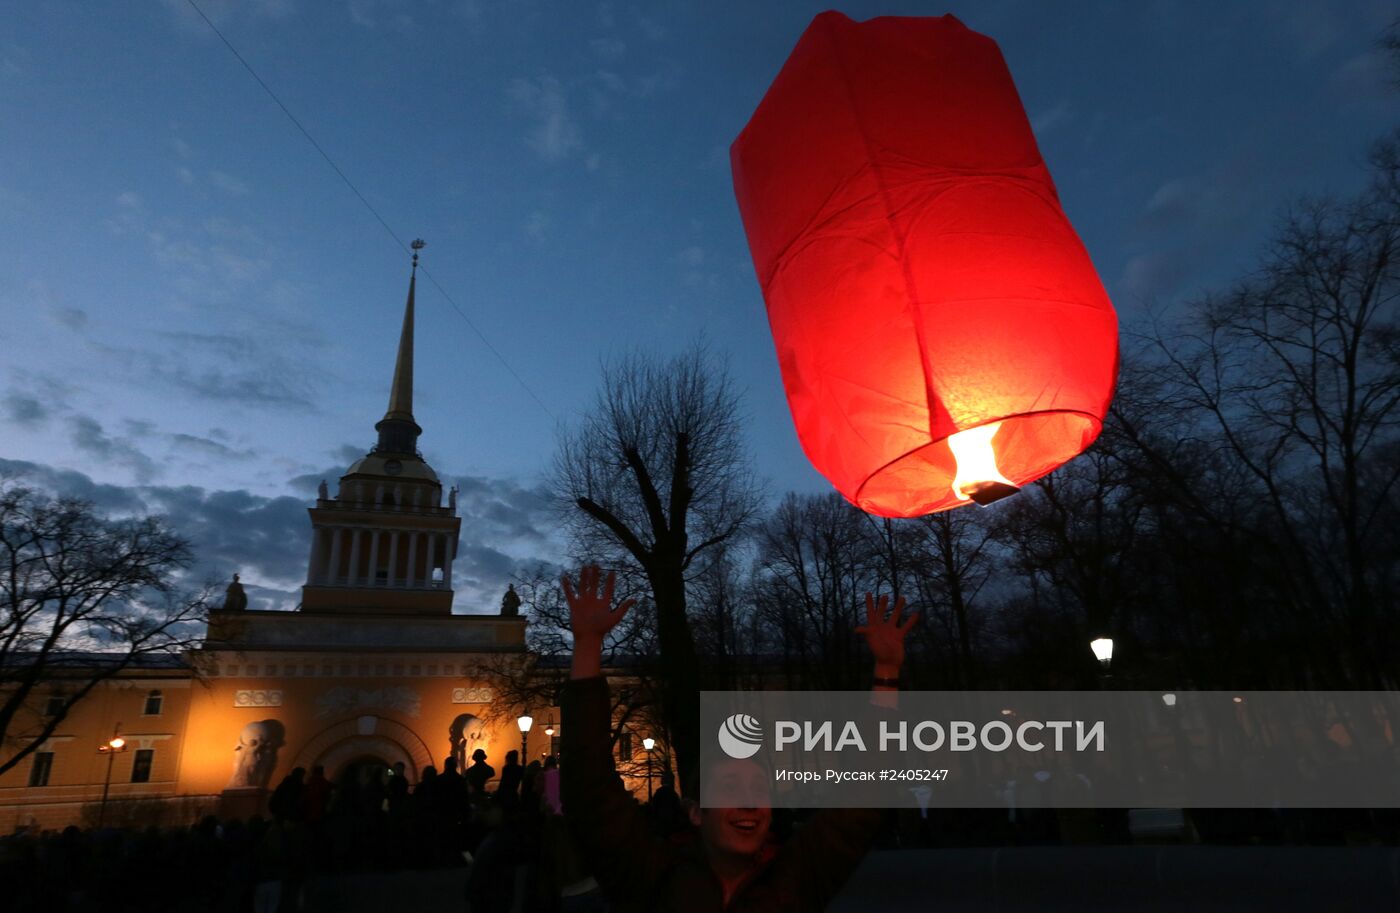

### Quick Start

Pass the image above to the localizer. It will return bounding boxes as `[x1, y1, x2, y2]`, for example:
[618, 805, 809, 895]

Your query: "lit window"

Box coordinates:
[131, 749, 154, 784]
[143, 690, 163, 716]
[29, 752, 54, 787]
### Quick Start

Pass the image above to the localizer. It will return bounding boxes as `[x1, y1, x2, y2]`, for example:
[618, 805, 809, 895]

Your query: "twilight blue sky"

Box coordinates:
[0, 1, 1395, 611]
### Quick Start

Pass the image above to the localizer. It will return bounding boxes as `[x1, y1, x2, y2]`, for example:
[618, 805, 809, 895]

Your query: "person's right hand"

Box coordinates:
[562, 565, 634, 642]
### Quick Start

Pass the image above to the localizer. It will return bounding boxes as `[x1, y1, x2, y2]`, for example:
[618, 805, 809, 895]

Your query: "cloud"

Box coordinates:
[116, 191, 143, 209]
[67, 415, 161, 483]
[524, 210, 552, 243]
[0, 456, 565, 615]
[91, 334, 321, 411]
[2, 393, 47, 427]
[1118, 251, 1194, 305]
[0, 458, 149, 514]
[636, 15, 666, 41]
[1330, 48, 1393, 98]
[590, 37, 626, 59]
[47, 306, 88, 331]
[209, 170, 250, 196]
[168, 432, 258, 462]
[676, 245, 705, 268]
[1031, 101, 1072, 136]
[506, 74, 583, 162]
[445, 472, 562, 611]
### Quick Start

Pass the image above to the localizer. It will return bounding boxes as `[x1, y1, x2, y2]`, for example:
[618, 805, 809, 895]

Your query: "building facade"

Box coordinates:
[0, 254, 552, 832]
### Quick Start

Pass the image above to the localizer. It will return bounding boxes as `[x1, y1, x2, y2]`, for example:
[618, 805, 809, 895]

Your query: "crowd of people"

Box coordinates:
[0, 743, 668, 913]
[0, 748, 1395, 912]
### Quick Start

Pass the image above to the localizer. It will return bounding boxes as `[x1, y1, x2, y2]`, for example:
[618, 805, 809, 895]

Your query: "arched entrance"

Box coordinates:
[314, 734, 417, 781]
[339, 754, 391, 787]
[291, 716, 434, 784]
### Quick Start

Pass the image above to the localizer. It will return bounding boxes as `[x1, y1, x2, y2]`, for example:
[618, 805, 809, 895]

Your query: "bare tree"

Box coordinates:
[553, 346, 761, 790]
[0, 481, 209, 776]
[1132, 150, 1400, 688]
[753, 493, 876, 690]
[903, 511, 998, 689]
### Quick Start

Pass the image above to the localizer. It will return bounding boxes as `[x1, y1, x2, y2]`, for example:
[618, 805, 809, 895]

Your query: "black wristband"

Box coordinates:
[872, 676, 900, 689]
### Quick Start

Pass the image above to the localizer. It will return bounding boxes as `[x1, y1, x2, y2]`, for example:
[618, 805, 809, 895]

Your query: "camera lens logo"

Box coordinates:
[717, 713, 763, 760]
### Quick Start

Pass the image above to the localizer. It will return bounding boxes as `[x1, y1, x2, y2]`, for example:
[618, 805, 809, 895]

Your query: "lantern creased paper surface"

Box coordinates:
[731, 12, 1119, 517]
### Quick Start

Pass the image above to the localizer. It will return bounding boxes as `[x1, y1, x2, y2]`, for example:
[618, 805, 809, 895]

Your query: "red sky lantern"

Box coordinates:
[731, 12, 1119, 517]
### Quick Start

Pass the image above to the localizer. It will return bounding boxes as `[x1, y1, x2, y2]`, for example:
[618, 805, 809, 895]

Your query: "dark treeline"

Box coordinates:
[512, 127, 1400, 728]
[737, 128, 1400, 696]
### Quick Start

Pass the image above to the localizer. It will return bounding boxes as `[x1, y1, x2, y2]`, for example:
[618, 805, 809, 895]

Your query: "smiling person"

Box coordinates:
[560, 565, 914, 912]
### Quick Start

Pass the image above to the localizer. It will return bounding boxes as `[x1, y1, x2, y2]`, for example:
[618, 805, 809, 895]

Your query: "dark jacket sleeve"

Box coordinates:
[777, 806, 884, 910]
[561, 676, 674, 906]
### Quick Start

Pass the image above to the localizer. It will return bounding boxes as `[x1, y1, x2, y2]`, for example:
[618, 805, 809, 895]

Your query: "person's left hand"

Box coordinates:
[855, 593, 917, 674]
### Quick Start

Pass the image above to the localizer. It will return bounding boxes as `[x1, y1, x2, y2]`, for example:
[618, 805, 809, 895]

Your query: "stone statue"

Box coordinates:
[318, 479, 329, 500]
[222, 574, 248, 612]
[227, 720, 283, 789]
[500, 583, 522, 617]
[448, 485, 458, 510]
[449, 713, 487, 772]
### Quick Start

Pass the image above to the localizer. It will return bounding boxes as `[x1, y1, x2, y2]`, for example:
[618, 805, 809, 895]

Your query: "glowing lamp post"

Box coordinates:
[97, 729, 128, 828]
[642, 737, 656, 801]
[731, 12, 1119, 518]
[1090, 637, 1114, 689]
[517, 714, 533, 759]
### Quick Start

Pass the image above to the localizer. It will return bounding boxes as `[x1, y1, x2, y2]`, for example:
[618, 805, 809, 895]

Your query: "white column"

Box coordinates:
[306, 527, 323, 584]
[368, 530, 381, 586]
[325, 527, 343, 585]
[444, 534, 455, 588]
[348, 529, 362, 586]
[387, 531, 400, 587]
[406, 531, 419, 588]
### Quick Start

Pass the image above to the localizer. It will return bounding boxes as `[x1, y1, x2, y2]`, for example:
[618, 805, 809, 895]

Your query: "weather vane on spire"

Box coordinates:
[411, 238, 426, 271]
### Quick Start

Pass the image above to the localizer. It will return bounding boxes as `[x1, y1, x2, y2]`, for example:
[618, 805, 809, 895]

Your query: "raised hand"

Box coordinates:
[563, 566, 635, 679]
[855, 593, 917, 676]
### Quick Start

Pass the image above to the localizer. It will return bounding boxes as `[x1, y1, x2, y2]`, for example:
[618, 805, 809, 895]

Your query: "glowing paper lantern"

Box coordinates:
[731, 12, 1118, 517]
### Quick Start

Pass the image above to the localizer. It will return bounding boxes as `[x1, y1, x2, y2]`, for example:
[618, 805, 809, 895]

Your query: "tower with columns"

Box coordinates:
[302, 243, 460, 615]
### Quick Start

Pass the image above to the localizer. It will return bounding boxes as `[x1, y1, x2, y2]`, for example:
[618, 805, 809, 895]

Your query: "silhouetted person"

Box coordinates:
[497, 750, 523, 806]
[649, 771, 684, 836]
[540, 755, 563, 815]
[465, 748, 495, 795]
[268, 767, 305, 824]
[523, 759, 544, 814]
[360, 764, 387, 817]
[302, 765, 332, 824]
[387, 760, 410, 813]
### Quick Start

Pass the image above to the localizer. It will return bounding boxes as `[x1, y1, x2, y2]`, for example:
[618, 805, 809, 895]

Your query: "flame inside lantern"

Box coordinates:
[948, 423, 1020, 506]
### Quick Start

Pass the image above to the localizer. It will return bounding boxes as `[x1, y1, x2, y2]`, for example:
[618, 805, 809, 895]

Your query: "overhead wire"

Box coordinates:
[183, 0, 558, 422]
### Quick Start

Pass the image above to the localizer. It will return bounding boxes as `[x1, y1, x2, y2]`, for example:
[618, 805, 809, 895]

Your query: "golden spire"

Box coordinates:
[382, 240, 423, 424]
[374, 240, 425, 455]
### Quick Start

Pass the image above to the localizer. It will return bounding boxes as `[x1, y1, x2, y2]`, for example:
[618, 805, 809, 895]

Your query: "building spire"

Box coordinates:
[374, 240, 426, 455]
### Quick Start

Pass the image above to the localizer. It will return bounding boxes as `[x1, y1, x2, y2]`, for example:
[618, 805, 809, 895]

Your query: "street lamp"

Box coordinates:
[642, 737, 656, 801]
[517, 714, 533, 760]
[1161, 693, 1177, 707]
[97, 728, 128, 828]
[1090, 637, 1113, 690]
